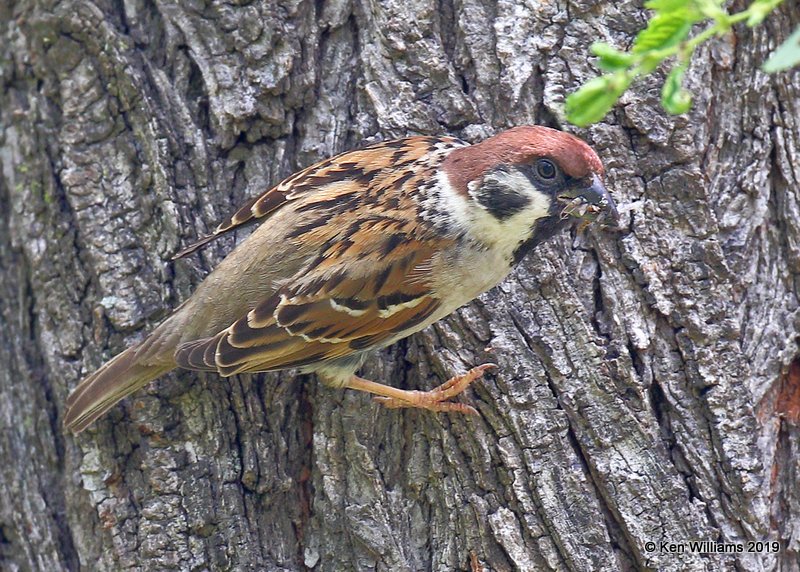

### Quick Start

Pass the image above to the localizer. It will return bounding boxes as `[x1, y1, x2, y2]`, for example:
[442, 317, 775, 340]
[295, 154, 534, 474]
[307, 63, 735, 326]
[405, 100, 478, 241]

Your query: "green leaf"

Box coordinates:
[632, 12, 695, 54]
[661, 64, 693, 114]
[645, 0, 709, 22]
[591, 42, 636, 71]
[762, 26, 800, 72]
[566, 73, 632, 127]
[644, 0, 694, 12]
[747, 0, 782, 27]
[695, 0, 728, 24]
[639, 52, 667, 75]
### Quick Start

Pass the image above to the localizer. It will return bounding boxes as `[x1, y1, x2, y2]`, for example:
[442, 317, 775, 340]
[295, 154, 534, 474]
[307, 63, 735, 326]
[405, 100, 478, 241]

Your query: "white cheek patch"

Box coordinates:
[477, 169, 551, 218]
[438, 169, 551, 258]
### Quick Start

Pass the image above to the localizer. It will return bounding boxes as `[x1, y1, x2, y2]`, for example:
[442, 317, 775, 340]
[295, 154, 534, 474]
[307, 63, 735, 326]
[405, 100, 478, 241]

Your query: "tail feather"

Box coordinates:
[64, 344, 174, 434]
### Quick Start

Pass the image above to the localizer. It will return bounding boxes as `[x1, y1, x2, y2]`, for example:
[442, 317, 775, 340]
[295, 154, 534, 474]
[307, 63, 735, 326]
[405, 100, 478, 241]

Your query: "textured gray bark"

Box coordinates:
[1, 0, 799, 570]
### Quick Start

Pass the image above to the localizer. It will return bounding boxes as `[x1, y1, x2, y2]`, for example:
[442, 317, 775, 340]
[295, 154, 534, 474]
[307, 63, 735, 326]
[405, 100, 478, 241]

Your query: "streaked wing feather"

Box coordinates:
[173, 134, 467, 376]
[175, 239, 449, 377]
[173, 338, 217, 371]
[173, 135, 464, 259]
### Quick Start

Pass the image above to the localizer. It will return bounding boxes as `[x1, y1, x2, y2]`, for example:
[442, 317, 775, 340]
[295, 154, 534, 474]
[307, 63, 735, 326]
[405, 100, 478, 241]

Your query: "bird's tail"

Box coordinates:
[63, 340, 174, 434]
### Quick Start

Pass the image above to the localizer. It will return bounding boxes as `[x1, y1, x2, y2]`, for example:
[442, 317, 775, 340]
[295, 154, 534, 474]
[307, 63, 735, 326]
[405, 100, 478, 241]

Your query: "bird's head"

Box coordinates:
[441, 126, 617, 259]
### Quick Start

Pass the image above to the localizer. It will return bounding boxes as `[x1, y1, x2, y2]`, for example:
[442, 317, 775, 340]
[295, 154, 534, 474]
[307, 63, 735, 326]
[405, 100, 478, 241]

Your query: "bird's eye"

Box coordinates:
[536, 159, 557, 180]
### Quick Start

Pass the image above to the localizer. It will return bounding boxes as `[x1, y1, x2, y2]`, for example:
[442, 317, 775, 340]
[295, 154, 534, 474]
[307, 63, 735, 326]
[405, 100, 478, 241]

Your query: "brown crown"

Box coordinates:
[442, 126, 604, 195]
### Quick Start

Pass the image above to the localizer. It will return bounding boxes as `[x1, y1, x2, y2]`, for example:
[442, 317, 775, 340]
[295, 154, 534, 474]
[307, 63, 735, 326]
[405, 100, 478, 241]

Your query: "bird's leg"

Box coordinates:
[344, 363, 497, 415]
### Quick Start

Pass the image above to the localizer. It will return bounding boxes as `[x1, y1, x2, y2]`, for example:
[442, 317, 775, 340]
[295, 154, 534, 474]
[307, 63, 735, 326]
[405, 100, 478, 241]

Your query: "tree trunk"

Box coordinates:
[1, 0, 799, 570]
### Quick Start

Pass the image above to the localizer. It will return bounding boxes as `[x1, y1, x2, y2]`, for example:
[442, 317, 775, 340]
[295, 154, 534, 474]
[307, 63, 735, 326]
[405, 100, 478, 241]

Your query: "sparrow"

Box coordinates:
[63, 125, 616, 433]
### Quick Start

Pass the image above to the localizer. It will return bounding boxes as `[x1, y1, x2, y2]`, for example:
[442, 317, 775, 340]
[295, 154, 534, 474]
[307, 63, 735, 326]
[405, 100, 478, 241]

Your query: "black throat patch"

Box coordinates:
[511, 216, 568, 265]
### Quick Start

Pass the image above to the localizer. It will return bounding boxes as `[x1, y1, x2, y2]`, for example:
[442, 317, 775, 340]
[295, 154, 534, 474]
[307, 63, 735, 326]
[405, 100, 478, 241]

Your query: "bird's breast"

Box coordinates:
[431, 241, 516, 313]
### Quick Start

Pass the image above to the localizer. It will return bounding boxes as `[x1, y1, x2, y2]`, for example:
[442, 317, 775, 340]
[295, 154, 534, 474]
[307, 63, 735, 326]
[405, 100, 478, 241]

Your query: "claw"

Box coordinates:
[371, 363, 497, 414]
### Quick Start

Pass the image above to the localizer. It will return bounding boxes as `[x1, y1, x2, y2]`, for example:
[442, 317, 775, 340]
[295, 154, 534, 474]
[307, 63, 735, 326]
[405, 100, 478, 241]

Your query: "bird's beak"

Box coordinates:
[557, 174, 618, 223]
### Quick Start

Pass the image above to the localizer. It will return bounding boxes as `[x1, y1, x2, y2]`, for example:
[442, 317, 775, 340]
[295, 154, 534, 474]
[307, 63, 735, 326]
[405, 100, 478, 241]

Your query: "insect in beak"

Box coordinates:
[557, 174, 617, 223]
[559, 198, 602, 221]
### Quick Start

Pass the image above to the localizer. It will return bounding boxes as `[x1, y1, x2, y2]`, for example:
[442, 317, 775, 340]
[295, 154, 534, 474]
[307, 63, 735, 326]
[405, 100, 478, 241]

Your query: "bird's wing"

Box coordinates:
[174, 229, 452, 376]
[173, 135, 465, 259]
[173, 133, 469, 376]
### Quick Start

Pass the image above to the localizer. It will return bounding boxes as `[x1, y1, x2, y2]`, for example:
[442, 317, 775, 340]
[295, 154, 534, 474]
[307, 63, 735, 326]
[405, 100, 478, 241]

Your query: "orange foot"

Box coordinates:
[346, 363, 497, 415]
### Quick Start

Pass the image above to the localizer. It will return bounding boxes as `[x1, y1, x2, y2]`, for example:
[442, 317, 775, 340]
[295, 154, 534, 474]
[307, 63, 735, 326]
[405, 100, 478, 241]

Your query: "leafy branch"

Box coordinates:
[565, 0, 800, 127]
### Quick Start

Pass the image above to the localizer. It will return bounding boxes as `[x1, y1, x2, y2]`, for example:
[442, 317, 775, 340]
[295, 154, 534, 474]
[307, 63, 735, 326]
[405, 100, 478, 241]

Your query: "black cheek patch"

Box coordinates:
[476, 179, 532, 221]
